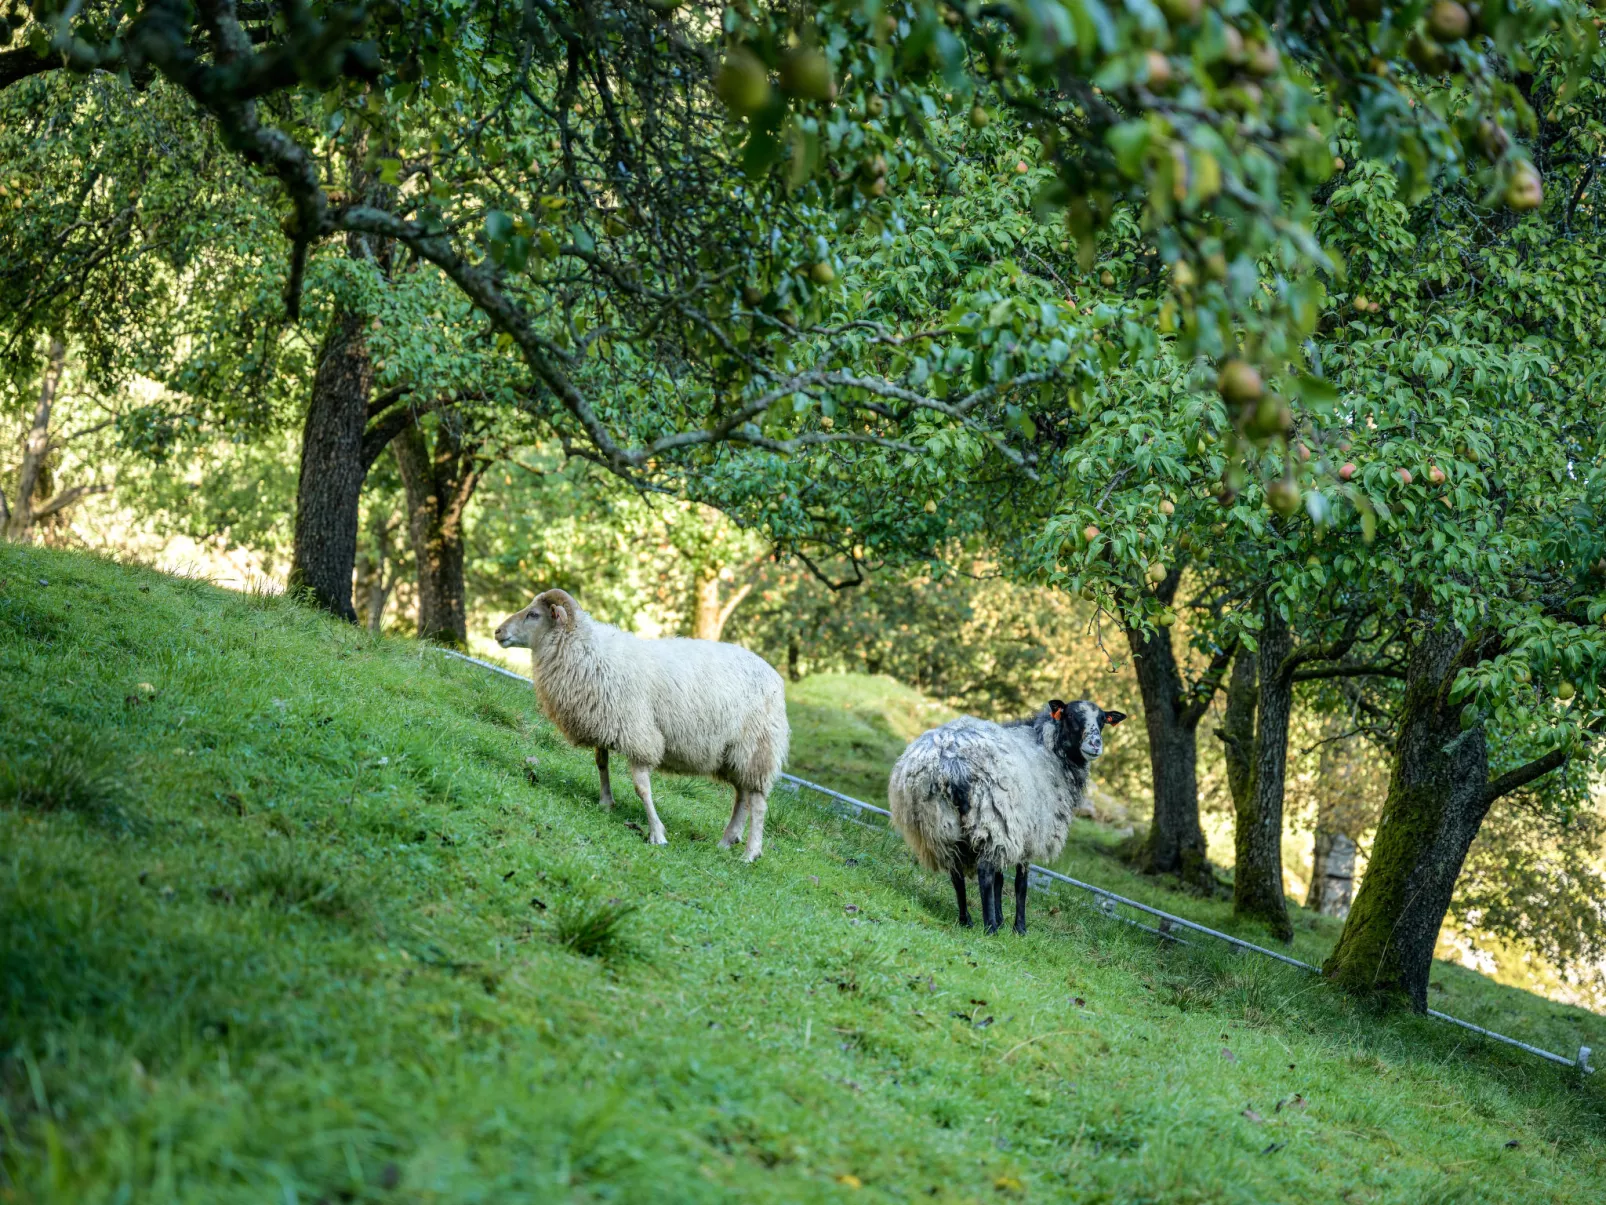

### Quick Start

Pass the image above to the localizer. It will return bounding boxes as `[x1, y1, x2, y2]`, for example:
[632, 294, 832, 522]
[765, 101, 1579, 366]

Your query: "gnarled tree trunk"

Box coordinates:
[394, 418, 483, 645]
[1233, 601, 1295, 941]
[1324, 623, 1490, 1009]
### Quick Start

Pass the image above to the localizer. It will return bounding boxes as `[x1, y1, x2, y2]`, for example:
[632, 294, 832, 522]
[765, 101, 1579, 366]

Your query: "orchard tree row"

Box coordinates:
[4, 0, 1606, 1010]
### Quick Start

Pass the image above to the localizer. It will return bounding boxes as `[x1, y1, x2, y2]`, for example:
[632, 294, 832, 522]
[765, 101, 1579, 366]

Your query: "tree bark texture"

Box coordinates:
[394, 420, 483, 645]
[5, 338, 65, 540]
[1125, 593, 1214, 888]
[1323, 624, 1491, 1010]
[286, 306, 373, 621]
[1233, 601, 1295, 942]
[1216, 646, 1257, 816]
[1305, 831, 1357, 917]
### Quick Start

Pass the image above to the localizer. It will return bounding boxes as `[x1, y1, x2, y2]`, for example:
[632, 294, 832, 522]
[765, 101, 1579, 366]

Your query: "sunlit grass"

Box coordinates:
[1, 543, 1603, 1204]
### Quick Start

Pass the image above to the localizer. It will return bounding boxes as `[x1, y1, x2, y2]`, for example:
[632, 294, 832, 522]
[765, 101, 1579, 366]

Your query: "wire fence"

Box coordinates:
[438, 649, 1596, 1077]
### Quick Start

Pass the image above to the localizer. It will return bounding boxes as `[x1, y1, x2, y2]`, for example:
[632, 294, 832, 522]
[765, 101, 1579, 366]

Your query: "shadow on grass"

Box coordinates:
[0, 745, 145, 837]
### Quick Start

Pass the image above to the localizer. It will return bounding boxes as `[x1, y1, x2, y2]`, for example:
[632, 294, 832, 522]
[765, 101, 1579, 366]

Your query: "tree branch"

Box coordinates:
[1291, 663, 1407, 682]
[31, 483, 109, 519]
[1482, 747, 1571, 806]
[1180, 637, 1240, 729]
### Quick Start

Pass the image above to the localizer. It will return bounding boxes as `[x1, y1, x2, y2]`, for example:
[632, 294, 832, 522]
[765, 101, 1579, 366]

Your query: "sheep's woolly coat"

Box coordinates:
[524, 597, 788, 793]
[888, 705, 1095, 874]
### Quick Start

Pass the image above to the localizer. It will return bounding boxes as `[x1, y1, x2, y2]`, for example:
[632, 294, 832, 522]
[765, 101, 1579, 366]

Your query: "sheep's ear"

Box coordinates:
[1103, 710, 1127, 726]
[535, 589, 577, 629]
[1048, 699, 1066, 720]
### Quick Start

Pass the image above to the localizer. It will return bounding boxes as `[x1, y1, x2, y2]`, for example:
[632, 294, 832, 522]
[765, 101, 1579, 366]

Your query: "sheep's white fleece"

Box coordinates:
[529, 603, 788, 794]
[888, 710, 1090, 873]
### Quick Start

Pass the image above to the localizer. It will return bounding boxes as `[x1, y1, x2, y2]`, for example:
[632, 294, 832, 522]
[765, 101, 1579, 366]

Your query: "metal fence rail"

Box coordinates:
[440, 650, 1595, 1076]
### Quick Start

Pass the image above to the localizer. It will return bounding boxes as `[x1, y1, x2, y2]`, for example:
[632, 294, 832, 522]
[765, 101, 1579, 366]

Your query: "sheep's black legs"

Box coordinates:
[595, 747, 615, 809]
[950, 870, 972, 927]
[1013, 864, 1029, 935]
[977, 863, 1003, 934]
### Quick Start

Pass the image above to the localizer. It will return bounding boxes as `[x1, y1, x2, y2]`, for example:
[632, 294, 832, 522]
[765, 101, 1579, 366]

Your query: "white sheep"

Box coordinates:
[888, 699, 1126, 934]
[494, 588, 789, 860]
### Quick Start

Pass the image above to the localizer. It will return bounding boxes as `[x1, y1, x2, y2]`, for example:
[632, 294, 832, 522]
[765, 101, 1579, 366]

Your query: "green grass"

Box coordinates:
[784, 672, 956, 803]
[2, 545, 1604, 1204]
[784, 673, 1606, 1066]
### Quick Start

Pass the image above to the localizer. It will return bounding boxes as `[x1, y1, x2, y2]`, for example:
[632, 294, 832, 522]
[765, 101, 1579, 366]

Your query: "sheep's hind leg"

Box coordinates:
[976, 863, 1002, 935]
[1013, 863, 1029, 936]
[629, 763, 668, 846]
[950, 870, 972, 928]
[595, 748, 615, 810]
[741, 791, 768, 863]
[718, 787, 749, 849]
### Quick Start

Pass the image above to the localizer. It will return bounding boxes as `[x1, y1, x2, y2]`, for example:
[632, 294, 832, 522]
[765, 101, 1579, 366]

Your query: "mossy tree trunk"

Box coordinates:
[1322, 620, 1570, 1010]
[1232, 601, 1295, 941]
[1323, 624, 1488, 1008]
[1216, 646, 1257, 815]
[1125, 566, 1235, 889]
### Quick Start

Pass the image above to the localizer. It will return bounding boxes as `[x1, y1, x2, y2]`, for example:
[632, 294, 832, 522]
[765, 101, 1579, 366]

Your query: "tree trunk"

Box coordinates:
[1305, 831, 1357, 917]
[1233, 601, 1295, 941]
[1216, 647, 1257, 814]
[1126, 617, 1212, 888]
[692, 570, 753, 642]
[1323, 624, 1490, 1010]
[287, 306, 373, 621]
[285, 151, 394, 622]
[5, 338, 66, 541]
[394, 420, 481, 646]
[355, 511, 401, 633]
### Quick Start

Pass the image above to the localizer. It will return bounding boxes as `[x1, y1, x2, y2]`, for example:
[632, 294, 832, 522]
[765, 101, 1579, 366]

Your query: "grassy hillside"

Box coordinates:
[784, 675, 1606, 1061]
[784, 673, 957, 803]
[2, 545, 1605, 1204]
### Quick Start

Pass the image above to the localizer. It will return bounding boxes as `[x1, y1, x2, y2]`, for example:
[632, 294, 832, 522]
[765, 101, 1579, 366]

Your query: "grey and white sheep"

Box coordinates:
[494, 588, 789, 860]
[888, 700, 1126, 933]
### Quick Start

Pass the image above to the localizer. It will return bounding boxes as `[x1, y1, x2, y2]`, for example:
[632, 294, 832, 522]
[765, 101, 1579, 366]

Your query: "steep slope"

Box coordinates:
[2, 545, 1604, 1204]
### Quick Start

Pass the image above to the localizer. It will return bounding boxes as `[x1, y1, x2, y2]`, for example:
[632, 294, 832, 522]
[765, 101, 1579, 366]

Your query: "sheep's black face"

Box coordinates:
[1048, 700, 1127, 764]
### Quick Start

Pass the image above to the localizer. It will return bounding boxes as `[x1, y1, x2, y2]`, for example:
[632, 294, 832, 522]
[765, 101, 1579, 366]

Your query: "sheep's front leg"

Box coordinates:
[950, 870, 972, 928]
[629, 763, 668, 846]
[741, 791, 768, 863]
[1013, 864, 1029, 936]
[594, 748, 617, 809]
[976, 863, 1002, 935]
[718, 787, 749, 849]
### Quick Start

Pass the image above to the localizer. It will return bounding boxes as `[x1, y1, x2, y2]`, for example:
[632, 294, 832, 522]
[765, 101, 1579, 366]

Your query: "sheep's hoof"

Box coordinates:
[716, 835, 736, 850]
[648, 831, 668, 846]
[741, 850, 762, 863]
